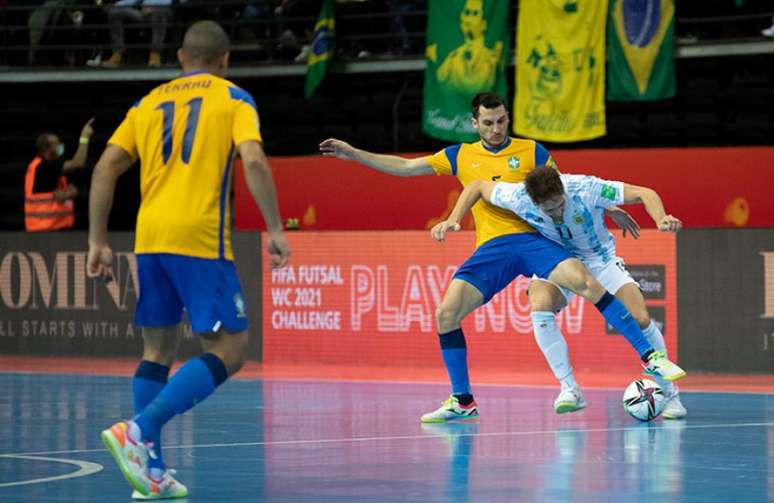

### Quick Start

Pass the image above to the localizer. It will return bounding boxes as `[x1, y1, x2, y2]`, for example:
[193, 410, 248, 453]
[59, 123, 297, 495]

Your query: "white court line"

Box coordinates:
[0, 454, 103, 488]
[236, 376, 774, 395]
[2, 421, 772, 459]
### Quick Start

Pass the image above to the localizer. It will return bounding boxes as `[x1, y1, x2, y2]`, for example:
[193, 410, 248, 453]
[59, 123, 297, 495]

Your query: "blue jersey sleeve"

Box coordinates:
[444, 144, 462, 176]
[534, 142, 551, 167]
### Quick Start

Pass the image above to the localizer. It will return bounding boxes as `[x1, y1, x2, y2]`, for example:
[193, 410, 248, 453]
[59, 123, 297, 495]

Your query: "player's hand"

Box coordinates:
[605, 206, 640, 239]
[319, 138, 357, 160]
[81, 117, 95, 138]
[658, 215, 682, 233]
[431, 220, 461, 242]
[267, 231, 290, 269]
[87, 242, 114, 283]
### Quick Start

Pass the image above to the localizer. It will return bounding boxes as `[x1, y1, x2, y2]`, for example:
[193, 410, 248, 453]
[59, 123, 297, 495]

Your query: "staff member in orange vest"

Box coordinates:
[25, 118, 95, 231]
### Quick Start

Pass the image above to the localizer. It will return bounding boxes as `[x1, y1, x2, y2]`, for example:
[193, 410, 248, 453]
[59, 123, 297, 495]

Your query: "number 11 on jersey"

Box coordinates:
[155, 97, 203, 164]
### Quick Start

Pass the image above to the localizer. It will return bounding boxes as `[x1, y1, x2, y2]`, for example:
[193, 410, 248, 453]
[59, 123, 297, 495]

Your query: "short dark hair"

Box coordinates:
[182, 20, 230, 64]
[525, 166, 563, 204]
[35, 133, 54, 155]
[471, 92, 507, 119]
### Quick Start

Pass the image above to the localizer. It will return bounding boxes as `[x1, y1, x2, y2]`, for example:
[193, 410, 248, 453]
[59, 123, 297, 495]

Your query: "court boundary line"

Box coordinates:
[0, 454, 103, 488]
[2, 421, 772, 459]
[1, 371, 772, 396]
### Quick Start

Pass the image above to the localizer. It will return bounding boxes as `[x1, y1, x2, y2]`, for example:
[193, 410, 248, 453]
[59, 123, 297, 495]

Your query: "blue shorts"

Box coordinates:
[134, 253, 248, 333]
[454, 232, 571, 304]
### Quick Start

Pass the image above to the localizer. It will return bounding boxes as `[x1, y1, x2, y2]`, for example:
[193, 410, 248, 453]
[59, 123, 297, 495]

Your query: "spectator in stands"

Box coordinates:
[25, 119, 95, 232]
[237, 1, 278, 44]
[273, 0, 321, 61]
[101, 0, 173, 68]
[28, 0, 83, 65]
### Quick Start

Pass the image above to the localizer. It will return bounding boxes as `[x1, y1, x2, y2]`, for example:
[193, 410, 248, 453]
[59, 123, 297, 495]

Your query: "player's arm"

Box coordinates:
[604, 206, 640, 239]
[431, 180, 497, 241]
[87, 144, 134, 280]
[623, 183, 682, 232]
[319, 138, 434, 177]
[238, 140, 290, 269]
[63, 117, 95, 173]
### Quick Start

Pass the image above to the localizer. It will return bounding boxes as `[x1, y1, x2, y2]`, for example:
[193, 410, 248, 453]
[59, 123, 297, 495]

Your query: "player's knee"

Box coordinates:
[435, 304, 462, 332]
[633, 310, 650, 329]
[227, 336, 250, 375]
[227, 353, 247, 375]
[528, 282, 565, 312]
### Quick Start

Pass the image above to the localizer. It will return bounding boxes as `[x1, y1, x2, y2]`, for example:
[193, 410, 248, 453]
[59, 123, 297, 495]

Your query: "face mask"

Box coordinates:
[55, 143, 65, 158]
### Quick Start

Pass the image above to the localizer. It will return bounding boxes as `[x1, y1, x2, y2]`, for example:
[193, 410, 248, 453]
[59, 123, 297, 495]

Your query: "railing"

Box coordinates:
[0, 1, 772, 73]
[0, 0, 429, 67]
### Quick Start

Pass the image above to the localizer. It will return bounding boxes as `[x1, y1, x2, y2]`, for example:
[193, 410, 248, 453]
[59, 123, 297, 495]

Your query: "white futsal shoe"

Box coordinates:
[420, 395, 479, 423]
[661, 388, 687, 419]
[554, 386, 587, 414]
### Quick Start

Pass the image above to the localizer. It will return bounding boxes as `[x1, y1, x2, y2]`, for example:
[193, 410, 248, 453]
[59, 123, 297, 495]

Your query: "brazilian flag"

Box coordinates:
[304, 0, 335, 99]
[607, 0, 675, 101]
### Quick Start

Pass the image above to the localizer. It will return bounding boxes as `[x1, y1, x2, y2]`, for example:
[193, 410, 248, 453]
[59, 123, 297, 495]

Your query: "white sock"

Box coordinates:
[531, 311, 577, 390]
[642, 320, 675, 393]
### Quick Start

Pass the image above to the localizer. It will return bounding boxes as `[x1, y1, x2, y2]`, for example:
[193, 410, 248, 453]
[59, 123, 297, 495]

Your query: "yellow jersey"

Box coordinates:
[426, 137, 555, 248]
[109, 70, 262, 260]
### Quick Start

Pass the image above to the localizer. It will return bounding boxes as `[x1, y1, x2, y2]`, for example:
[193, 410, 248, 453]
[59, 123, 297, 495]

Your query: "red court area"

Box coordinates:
[2, 356, 772, 394]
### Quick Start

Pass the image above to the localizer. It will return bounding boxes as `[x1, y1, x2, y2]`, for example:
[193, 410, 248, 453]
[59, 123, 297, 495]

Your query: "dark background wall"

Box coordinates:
[678, 229, 774, 373]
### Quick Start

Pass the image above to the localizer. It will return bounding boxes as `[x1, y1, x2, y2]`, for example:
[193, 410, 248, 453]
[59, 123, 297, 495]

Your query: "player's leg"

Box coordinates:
[129, 255, 247, 498]
[133, 328, 245, 454]
[101, 254, 186, 497]
[614, 282, 686, 418]
[547, 258, 686, 381]
[528, 280, 586, 413]
[421, 278, 484, 423]
[423, 234, 563, 422]
[134, 326, 181, 478]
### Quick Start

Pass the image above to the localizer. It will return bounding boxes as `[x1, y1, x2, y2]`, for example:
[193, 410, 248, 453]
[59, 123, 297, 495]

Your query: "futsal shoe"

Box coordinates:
[420, 395, 479, 423]
[642, 351, 687, 382]
[101, 421, 152, 496]
[131, 469, 189, 500]
[661, 388, 687, 419]
[554, 386, 587, 414]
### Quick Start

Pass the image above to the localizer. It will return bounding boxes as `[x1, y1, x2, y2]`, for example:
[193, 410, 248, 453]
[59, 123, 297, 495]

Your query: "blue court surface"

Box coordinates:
[1, 373, 772, 502]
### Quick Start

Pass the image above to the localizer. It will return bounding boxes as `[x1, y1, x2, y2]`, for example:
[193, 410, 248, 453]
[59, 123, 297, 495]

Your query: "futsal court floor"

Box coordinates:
[1, 358, 773, 502]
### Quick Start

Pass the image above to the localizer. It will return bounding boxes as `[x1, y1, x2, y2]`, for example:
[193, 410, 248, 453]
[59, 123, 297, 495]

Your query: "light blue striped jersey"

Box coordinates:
[489, 174, 625, 269]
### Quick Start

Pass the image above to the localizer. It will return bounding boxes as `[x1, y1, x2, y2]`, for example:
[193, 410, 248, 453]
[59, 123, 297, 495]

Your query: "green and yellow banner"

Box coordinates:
[423, 0, 509, 142]
[304, 0, 335, 99]
[607, 0, 675, 101]
[514, 0, 607, 142]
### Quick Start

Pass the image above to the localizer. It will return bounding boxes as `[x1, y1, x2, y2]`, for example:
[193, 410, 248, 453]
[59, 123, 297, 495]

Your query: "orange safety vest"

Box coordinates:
[24, 156, 75, 232]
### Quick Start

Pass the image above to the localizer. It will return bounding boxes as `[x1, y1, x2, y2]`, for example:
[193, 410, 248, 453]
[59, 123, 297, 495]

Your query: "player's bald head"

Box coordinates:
[181, 21, 230, 64]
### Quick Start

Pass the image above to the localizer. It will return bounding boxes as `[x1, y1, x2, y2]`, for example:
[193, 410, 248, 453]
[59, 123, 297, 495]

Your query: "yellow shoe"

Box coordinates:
[101, 52, 123, 68]
[148, 51, 162, 68]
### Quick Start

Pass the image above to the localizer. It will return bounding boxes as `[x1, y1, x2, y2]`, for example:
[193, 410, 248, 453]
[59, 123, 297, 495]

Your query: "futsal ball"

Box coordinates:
[622, 379, 665, 421]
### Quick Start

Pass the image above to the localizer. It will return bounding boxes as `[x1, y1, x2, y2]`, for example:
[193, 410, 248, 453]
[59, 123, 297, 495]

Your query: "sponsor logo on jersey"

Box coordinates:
[600, 184, 618, 201]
